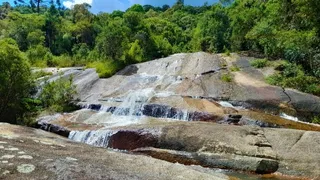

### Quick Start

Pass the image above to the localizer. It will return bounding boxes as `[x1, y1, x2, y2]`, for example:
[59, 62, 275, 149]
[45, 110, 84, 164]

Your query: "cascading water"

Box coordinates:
[69, 130, 115, 147]
[112, 88, 155, 117]
[69, 74, 191, 146]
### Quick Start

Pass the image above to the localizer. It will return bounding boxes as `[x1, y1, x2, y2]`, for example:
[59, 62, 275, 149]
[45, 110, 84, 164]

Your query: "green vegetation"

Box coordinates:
[250, 59, 268, 68]
[86, 60, 124, 78]
[0, 38, 33, 124]
[32, 70, 53, 79]
[221, 73, 233, 82]
[1, 0, 320, 124]
[266, 63, 320, 96]
[312, 116, 320, 124]
[230, 65, 240, 72]
[40, 76, 77, 112]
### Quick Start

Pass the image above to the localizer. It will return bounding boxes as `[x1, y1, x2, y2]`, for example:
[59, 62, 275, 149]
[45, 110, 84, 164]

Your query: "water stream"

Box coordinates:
[66, 72, 310, 180]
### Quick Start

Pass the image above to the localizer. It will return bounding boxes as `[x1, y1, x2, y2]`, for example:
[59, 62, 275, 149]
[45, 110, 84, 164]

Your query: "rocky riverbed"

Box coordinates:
[3, 52, 320, 179]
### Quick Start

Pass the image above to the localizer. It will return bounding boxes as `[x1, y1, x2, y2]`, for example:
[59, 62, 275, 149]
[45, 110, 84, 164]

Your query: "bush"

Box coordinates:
[40, 76, 77, 112]
[250, 58, 269, 68]
[221, 73, 233, 82]
[50, 55, 74, 67]
[266, 62, 320, 96]
[32, 70, 53, 79]
[26, 45, 51, 67]
[312, 116, 320, 124]
[86, 60, 124, 78]
[0, 38, 33, 124]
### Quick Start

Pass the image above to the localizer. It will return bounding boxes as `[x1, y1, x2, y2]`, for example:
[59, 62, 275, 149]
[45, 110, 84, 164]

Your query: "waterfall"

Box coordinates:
[69, 130, 115, 147]
[280, 113, 299, 121]
[112, 88, 154, 117]
[78, 73, 193, 124]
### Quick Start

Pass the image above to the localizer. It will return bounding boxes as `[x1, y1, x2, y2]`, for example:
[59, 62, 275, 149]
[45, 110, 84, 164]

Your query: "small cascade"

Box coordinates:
[280, 112, 299, 121]
[142, 104, 190, 121]
[112, 88, 154, 117]
[69, 130, 115, 147]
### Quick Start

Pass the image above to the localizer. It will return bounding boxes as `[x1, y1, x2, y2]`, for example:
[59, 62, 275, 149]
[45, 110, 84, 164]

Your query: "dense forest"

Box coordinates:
[0, 0, 319, 124]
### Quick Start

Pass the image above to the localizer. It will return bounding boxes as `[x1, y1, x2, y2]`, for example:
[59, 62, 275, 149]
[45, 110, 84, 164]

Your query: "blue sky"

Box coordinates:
[4, 0, 218, 13]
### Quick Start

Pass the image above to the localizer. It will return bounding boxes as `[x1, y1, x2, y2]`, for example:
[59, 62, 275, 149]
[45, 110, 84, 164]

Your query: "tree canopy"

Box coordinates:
[0, 0, 320, 123]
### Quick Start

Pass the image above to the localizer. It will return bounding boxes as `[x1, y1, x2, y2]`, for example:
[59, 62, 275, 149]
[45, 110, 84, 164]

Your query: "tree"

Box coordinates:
[0, 38, 32, 124]
[0, 2, 11, 19]
[7, 12, 45, 51]
[127, 4, 144, 13]
[14, 0, 47, 13]
[95, 19, 129, 60]
[191, 5, 230, 53]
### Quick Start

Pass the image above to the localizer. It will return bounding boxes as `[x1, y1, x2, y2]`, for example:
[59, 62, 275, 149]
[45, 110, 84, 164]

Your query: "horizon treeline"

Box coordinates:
[0, 0, 320, 124]
[0, 0, 319, 77]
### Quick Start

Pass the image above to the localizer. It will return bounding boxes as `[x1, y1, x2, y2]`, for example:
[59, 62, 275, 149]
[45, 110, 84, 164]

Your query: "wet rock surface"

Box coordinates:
[0, 123, 229, 180]
[34, 52, 320, 179]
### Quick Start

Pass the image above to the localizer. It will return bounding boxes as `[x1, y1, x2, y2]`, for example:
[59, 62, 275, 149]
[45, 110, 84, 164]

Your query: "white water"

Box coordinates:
[113, 88, 154, 117]
[280, 113, 299, 121]
[218, 101, 245, 110]
[218, 101, 234, 108]
[69, 130, 115, 147]
[69, 73, 191, 144]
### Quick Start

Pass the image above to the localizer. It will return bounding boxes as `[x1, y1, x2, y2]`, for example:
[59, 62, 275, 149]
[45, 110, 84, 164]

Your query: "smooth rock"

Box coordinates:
[0, 123, 228, 180]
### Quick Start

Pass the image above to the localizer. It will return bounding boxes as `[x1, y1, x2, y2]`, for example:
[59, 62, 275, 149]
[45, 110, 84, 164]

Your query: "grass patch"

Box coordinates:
[221, 73, 233, 82]
[230, 65, 240, 72]
[32, 70, 53, 79]
[50, 55, 74, 67]
[86, 60, 125, 78]
[250, 58, 269, 68]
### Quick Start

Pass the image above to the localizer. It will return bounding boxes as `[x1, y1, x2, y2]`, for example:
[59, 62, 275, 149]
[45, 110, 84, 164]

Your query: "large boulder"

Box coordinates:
[264, 128, 320, 178]
[0, 123, 229, 180]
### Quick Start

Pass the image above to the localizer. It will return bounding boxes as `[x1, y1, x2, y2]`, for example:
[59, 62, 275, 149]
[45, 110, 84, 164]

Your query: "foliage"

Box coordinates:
[0, 38, 33, 124]
[86, 60, 125, 78]
[32, 70, 53, 79]
[230, 65, 240, 72]
[221, 73, 233, 82]
[50, 55, 74, 67]
[312, 116, 320, 124]
[266, 63, 320, 96]
[40, 76, 77, 112]
[250, 59, 269, 68]
[2, 0, 320, 124]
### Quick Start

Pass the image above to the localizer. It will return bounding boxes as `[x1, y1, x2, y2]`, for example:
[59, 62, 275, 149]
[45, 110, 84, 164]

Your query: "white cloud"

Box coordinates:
[63, 0, 93, 9]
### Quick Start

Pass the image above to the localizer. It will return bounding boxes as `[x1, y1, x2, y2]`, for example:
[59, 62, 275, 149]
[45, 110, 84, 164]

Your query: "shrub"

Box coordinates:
[221, 73, 233, 82]
[0, 38, 33, 124]
[86, 60, 124, 78]
[40, 76, 77, 112]
[224, 48, 231, 56]
[32, 70, 53, 79]
[250, 58, 268, 68]
[51, 55, 74, 67]
[312, 116, 320, 124]
[230, 65, 240, 72]
[26, 45, 51, 67]
[266, 62, 320, 96]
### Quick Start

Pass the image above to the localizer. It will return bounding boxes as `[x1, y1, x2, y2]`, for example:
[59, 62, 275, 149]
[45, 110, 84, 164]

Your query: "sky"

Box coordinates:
[3, 0, 219, 13]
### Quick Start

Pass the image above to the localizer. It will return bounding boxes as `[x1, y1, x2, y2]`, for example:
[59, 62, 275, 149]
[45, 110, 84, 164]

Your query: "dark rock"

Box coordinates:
[201, 70, 216, 75]
[116, 65, 138, 76]
[108, 130, 158, 150]
[37, 119, 70, 137]
[87, 104, 102, 111]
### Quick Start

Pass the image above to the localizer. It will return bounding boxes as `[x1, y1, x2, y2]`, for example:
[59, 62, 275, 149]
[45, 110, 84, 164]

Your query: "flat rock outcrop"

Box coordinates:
[35, 52, 320, 179]
[0, 123, 228, 180]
